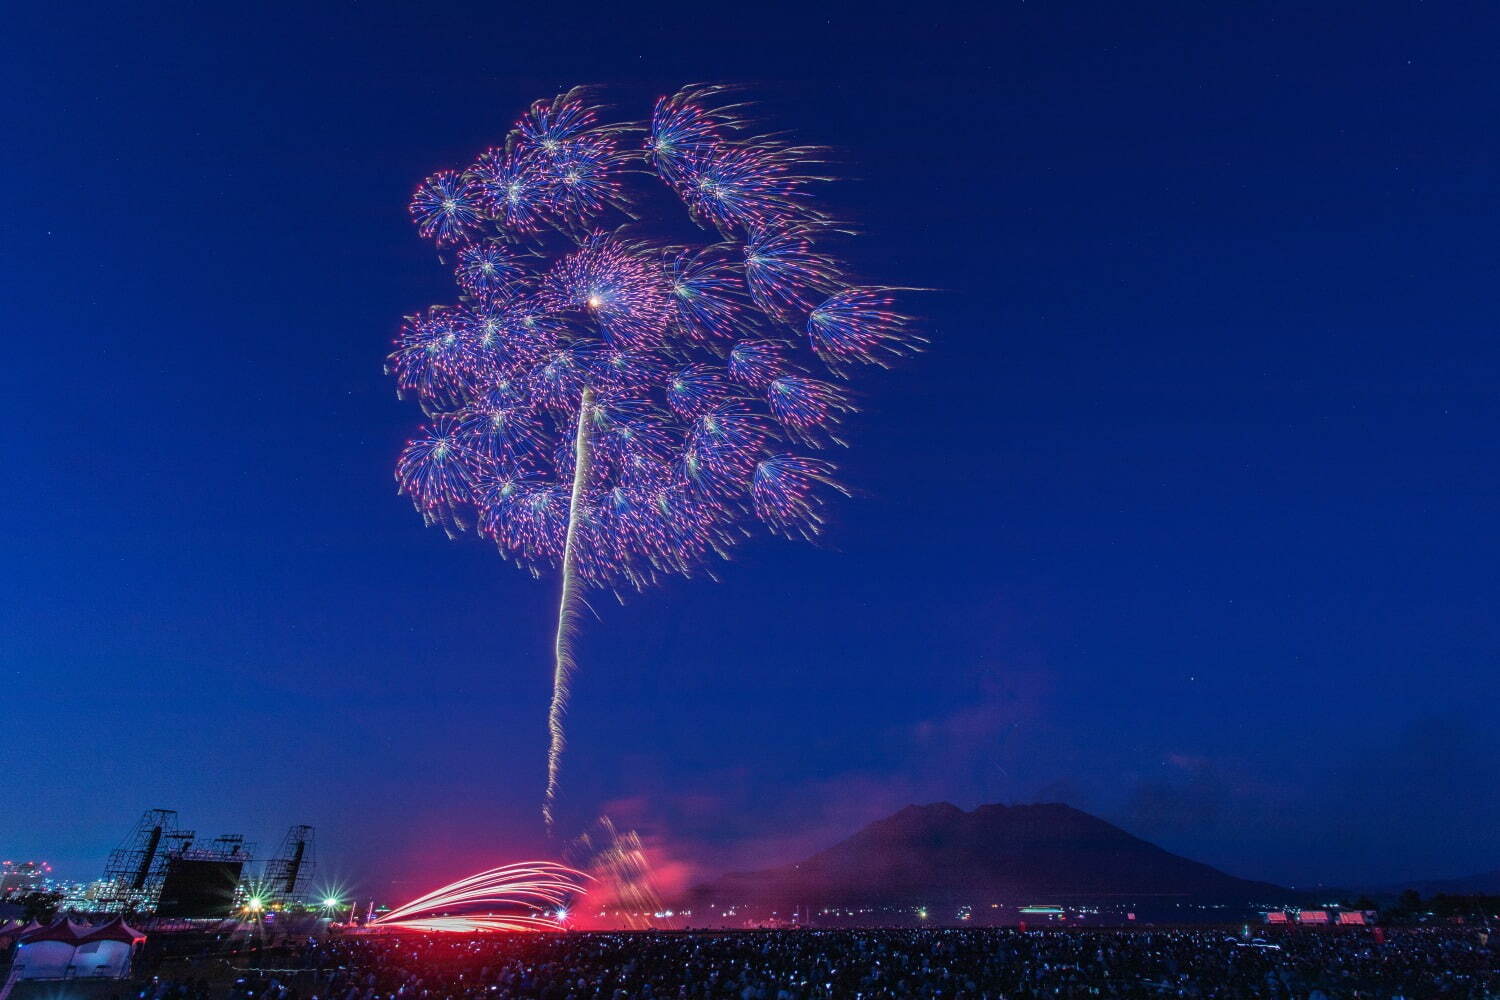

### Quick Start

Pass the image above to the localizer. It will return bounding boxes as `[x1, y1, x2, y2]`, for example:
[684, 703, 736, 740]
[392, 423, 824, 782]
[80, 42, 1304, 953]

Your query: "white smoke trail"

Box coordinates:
[544, 387, 595, 834]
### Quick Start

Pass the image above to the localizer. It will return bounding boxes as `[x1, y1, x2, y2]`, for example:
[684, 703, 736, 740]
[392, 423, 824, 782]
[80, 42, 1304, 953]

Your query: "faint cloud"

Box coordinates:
[1121, 756, 1227, 836]
[603, 666, 1061, 880]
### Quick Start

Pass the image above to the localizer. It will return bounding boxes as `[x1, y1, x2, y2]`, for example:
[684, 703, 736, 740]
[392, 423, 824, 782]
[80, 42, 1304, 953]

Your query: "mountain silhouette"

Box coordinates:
[688, 802, 1283, 906]
[1390, 868, 1500, 896]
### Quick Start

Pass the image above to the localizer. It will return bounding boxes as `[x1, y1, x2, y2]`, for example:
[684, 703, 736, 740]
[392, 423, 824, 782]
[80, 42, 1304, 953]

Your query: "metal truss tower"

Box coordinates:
[98, 808, 195, 913]
[262, 825, 316, 906]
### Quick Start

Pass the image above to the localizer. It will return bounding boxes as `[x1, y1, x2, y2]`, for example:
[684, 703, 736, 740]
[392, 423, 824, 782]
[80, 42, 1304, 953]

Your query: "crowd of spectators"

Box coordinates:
[133, 926, 1496, 1000]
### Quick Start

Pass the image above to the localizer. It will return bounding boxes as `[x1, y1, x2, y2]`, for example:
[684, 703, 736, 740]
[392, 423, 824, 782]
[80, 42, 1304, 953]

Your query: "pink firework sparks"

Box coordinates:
[370, 862, 590, 933]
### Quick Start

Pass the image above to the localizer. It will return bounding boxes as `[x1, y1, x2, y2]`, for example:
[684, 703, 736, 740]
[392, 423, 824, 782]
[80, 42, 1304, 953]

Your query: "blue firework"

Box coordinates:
[765, 375, 850, 446]
[455, 399, 547, 469]
[591, 347, 663, 396]
[456, 240, 528, 299]
[673, 138, 829, 237]
[538, 133, 626, 229]
[386, 308, 484, 411]
[516, 89, 602, 156]
[807, 286, 923, 369]
[726, 339, 789, 389]
[743, 225, 842, 323]
[476, 478, 570, 573]
[528, 343, 597, 413]
[467, 147, 550, 234]
[646, 85, 739, 183]
[409, 170, 486, 246]
[541, 234, 671, 350]
[665, 363, 735, 419]
[396, 415, 485, 535]
[395, 87, 918, 574]
[665, 246, 746, 342]
[679, 404, 771, 495]
[752, 454, 848, 540]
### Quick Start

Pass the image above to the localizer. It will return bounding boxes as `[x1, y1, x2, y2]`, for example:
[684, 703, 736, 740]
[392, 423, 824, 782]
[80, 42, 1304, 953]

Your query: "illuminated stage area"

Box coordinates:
[368, 864, 589, 934]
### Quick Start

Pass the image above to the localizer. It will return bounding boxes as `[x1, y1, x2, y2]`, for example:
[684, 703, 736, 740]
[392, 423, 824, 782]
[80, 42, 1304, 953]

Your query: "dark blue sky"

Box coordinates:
[5, 1, 1498, 898]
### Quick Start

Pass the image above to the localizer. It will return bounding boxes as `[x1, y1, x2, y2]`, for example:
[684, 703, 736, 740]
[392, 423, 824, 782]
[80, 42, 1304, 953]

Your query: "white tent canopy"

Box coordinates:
[8, 916, 145, 981]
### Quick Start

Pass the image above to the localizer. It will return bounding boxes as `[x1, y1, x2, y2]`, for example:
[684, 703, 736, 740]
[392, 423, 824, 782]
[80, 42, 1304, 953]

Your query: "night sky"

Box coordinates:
[6, 2, 1498, 899]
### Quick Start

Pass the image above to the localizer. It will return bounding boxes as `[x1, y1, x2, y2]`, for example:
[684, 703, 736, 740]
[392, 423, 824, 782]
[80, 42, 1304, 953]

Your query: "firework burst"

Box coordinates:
[408, 170, 487, 247]
[388, 86, 919, 832]
[808, 286, 926, 369]
[645, 84, 745, 183]
[566, 817, 669, 929]
[753, 455, 850, 540]
[743, 224, 843, 322]
[455, 239, 527, 299]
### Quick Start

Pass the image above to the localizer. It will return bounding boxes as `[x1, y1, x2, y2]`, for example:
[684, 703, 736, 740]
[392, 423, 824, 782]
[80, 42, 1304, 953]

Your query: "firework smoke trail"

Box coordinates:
[544, 386, 595, 833]
[390, 86, 920, 830]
